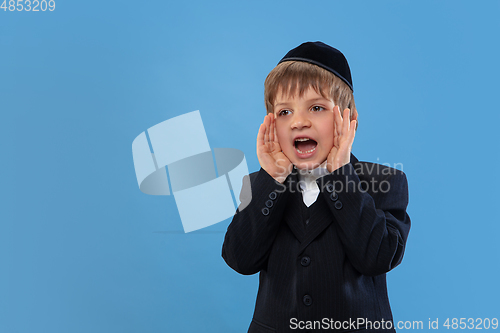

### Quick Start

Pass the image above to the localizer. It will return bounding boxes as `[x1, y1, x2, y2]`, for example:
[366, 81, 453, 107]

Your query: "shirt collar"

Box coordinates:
[297, 161, 330, 190]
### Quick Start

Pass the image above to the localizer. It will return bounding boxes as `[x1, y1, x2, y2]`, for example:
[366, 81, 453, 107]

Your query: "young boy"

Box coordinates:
[222, 41, 410, 332]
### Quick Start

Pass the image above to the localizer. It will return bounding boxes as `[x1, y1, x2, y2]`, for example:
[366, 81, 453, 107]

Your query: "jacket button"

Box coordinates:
[334, 201, 343, 210]
[269, 191, 277, 200]
[265, 199, 273, 208]
[301, 256, 311, 267]
[326, 183, 334, 193]
[303, 295, 312, 306]
[330, 192, 338, 201]
[261, 207, 269, 216]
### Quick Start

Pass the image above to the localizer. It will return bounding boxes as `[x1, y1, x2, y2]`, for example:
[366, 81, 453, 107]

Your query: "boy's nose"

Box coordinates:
[291, 112, 311, 130]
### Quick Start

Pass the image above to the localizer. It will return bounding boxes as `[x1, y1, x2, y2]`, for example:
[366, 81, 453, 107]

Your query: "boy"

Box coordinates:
[222, 41, 410, 332]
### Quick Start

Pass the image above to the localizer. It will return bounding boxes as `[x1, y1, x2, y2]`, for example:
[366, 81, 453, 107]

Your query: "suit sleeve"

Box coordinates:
[222, 168, 290, 275]
[318, 163, 411, 276]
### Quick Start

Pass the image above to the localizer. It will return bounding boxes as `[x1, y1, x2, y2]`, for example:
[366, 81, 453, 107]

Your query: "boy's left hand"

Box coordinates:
[326, 106, 357, 173]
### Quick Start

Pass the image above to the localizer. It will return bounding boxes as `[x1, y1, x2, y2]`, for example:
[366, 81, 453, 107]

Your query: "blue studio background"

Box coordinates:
[1, 1, 499, 332]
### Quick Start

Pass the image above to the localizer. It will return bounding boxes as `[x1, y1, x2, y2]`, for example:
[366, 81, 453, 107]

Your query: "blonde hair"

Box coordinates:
[264, 61, 356, 120]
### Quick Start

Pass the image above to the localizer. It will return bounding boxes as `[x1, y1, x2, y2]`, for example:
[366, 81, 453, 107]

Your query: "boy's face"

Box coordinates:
[274, 86, 335, 170]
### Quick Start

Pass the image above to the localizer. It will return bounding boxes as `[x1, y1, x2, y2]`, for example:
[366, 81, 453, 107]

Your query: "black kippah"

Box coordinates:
[278, 41, 353, 92]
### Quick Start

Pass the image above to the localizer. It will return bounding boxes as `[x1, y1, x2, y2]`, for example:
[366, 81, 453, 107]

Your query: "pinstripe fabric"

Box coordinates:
[222, 155, 410, 332]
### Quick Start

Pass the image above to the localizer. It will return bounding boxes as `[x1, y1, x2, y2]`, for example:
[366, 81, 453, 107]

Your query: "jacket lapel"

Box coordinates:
[283, 169, 307, 243]
[297, 154, 359, 255]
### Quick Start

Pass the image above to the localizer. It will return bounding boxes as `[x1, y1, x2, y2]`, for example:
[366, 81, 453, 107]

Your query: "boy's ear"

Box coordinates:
[351, 107, 359, 130]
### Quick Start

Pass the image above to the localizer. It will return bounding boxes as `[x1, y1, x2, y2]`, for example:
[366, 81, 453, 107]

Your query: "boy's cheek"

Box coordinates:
[324, 139, 335, 152]
[275, 129, 288, 148]
[279, 140, 296, 161]
[280, 142, 294, 157]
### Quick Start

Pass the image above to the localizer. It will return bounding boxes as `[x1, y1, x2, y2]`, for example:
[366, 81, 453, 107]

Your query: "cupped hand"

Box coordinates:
[257, 113, 293, 183]
[326, 106, 357, 173]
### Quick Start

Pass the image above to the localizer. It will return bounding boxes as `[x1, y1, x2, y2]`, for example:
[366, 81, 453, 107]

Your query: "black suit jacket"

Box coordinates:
[222, 155, 410, 332]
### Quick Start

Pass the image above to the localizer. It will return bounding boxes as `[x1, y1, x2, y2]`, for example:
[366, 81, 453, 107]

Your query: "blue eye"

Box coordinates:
[312, 106, 324, 112]
[278, 110, 291, 116]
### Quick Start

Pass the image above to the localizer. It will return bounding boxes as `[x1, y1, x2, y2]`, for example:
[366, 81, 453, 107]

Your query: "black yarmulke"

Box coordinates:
[278, 41, 353, 91]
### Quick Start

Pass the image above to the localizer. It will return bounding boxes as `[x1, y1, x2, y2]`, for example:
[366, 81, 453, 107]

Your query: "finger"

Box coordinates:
[334, 105, 343, 138]
[269, 113, 275, 142]
[333, 120, 339, 147]
[262, 114, 269, 145]
[332, 105, 336, 137]
[263, 114, 270, 143]
[273, 114, 279, 145]
[342, 108, 351, 136]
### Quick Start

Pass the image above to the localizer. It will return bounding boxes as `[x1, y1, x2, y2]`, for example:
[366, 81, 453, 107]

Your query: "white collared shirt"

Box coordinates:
[297, 162, 330, 207]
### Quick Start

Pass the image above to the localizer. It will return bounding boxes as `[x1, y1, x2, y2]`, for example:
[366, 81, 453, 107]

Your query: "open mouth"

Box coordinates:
[294, 137, 317, 154]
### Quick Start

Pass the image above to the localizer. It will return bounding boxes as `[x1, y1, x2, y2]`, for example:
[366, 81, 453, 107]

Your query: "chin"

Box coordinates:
[293, 159, 325, 171]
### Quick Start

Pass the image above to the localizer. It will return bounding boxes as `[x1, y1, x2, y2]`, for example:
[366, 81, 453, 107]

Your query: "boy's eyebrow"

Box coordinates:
[274, 97, 333, 108]
[305, 97, 333, 104]
[274, 102, 289, 108]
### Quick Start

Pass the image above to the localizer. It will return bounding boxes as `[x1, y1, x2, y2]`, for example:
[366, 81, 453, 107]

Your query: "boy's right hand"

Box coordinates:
[257, 113, 293, 183]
